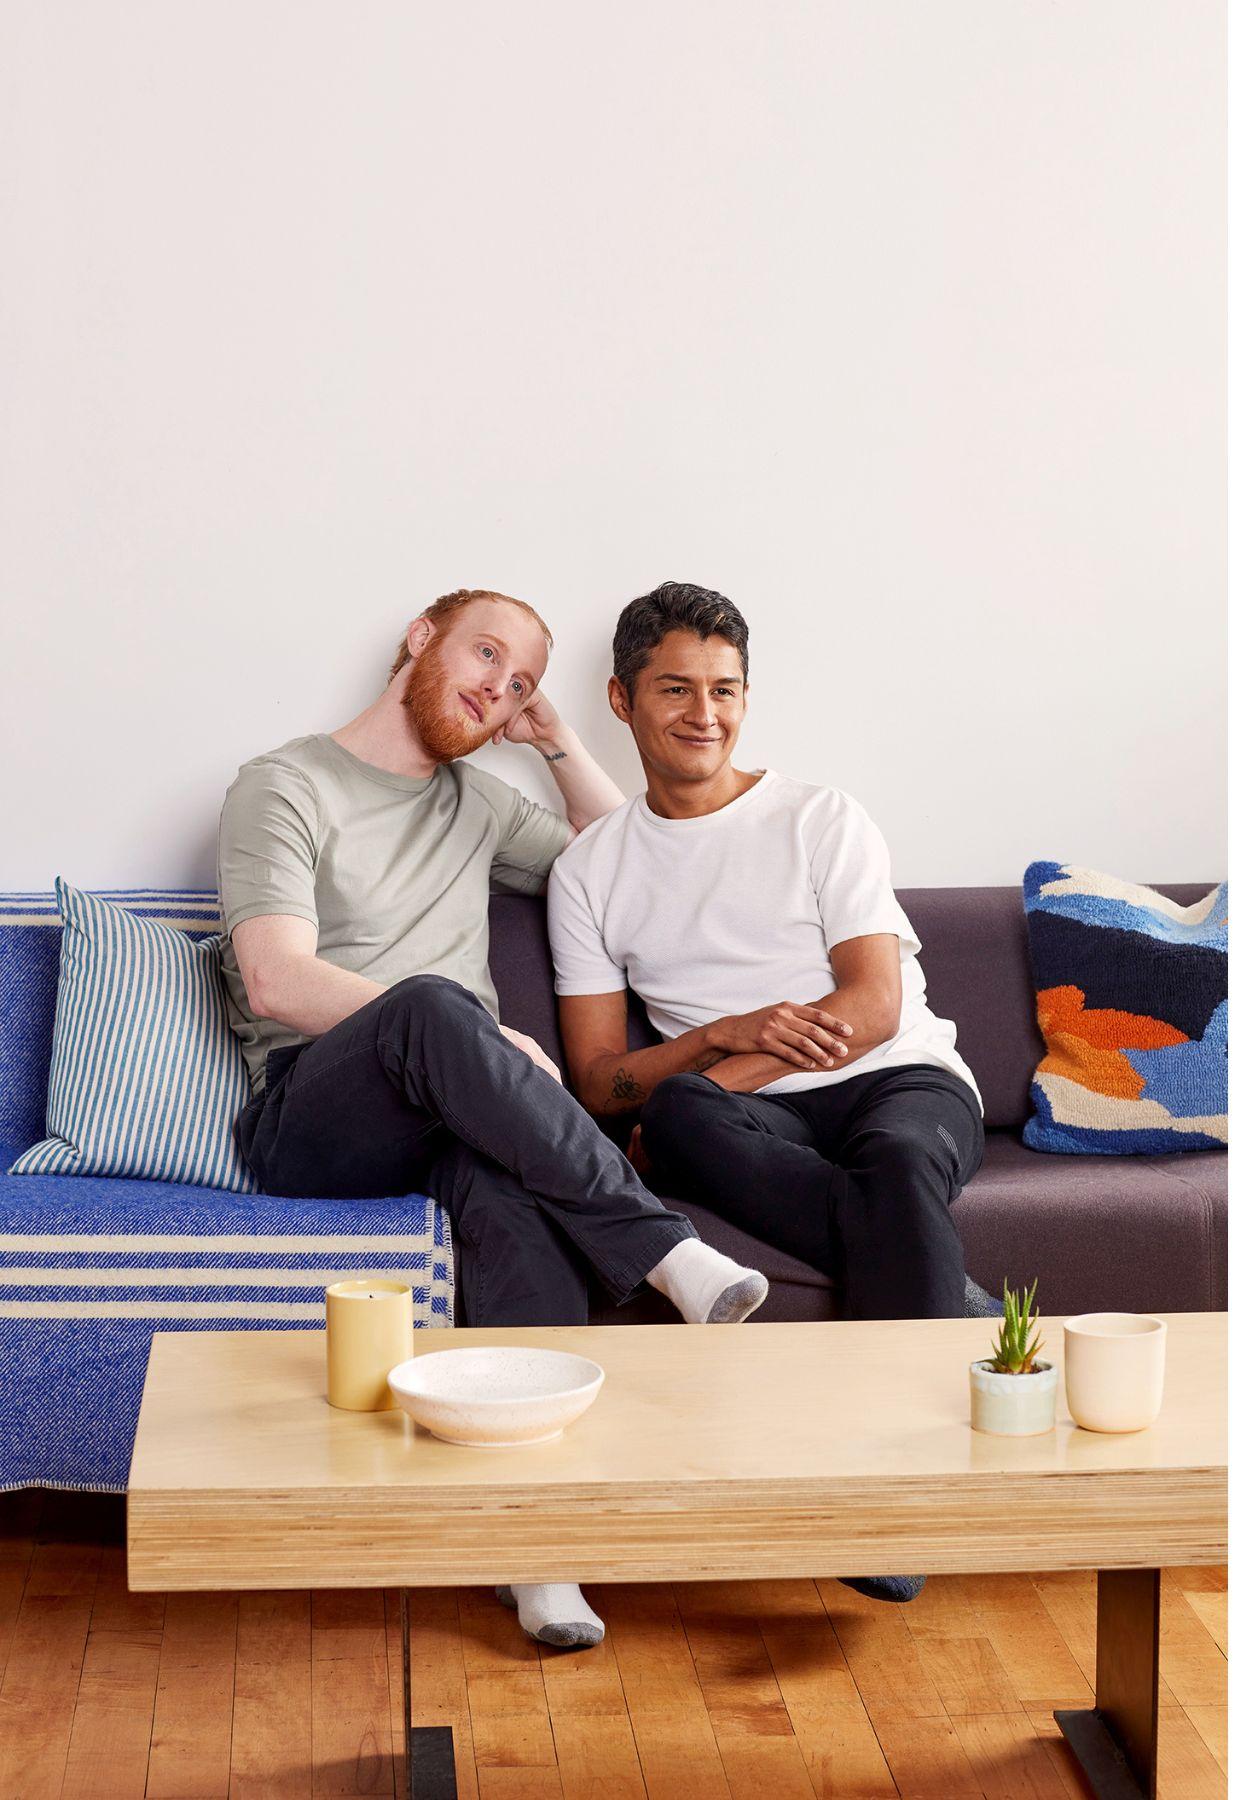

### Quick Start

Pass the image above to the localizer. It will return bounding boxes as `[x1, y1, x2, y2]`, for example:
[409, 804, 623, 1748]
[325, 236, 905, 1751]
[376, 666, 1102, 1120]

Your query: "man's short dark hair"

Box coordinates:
[613, 581, 750, 701]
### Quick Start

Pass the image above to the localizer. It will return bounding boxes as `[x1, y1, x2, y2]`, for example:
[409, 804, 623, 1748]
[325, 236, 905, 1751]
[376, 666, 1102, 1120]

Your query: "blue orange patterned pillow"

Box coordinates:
[1023, 863, 1227, 1155]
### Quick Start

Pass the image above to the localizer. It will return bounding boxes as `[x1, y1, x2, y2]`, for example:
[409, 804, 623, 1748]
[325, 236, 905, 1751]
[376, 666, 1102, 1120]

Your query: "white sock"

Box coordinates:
[496, 1583, 605, 1650]
[646, 1237, 769, 1324]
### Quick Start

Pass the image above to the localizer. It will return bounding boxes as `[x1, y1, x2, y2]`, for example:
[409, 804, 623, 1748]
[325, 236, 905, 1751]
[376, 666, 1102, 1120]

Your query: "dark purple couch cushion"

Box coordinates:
[953, 1132, 1227, 1314]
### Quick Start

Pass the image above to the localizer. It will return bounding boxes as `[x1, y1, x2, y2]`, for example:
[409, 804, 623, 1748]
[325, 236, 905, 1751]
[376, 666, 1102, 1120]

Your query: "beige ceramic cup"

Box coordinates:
[1063, 1312, 1167, 1432]
[325, 1279, 414, 1411]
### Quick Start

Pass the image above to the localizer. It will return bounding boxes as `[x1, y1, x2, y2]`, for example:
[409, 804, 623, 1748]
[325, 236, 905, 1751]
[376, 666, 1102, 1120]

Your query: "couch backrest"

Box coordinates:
[489, 883, 1215, 1132]
[2, 883, 1216, 1162]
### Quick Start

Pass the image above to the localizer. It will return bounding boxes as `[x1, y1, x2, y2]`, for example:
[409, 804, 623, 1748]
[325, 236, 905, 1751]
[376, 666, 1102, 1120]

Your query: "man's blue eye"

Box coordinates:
[479, 645, 494, 659]
[512, 681, 524, 696]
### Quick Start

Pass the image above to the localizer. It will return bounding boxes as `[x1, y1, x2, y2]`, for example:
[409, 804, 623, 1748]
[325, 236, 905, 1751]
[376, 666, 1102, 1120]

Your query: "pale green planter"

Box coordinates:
[969, 1359, 1059, 1436]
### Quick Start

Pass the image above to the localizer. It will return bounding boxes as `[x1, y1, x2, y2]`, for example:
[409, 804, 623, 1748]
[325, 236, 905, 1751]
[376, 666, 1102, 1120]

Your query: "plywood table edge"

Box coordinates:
[126, 1465, 1226, 1591]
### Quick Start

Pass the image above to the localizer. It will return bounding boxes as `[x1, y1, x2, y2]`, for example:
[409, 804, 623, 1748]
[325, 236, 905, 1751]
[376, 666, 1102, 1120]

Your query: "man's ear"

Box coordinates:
[406, 614, 435, 659]
[608, 675, 632, 726]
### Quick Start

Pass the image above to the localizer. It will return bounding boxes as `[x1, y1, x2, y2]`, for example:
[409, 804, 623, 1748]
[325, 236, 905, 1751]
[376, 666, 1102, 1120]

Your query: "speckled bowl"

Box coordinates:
[387, 1346, 605, 1447]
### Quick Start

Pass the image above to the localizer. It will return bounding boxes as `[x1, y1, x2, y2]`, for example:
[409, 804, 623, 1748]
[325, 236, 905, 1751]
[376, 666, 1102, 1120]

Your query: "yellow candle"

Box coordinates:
[325, 1279, 414, 1411]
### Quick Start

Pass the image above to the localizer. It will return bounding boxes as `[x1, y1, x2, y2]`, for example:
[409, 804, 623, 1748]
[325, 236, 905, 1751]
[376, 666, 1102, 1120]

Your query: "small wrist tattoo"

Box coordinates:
[541, 749, 568, 763]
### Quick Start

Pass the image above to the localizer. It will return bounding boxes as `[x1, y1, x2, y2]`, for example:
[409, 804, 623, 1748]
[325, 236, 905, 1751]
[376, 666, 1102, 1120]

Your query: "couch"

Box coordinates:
[0, 882, 1226, 1492]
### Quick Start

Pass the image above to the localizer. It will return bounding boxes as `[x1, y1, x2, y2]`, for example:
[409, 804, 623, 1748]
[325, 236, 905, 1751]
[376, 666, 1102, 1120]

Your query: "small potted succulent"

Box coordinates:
[969, 1279, 1059, 1436]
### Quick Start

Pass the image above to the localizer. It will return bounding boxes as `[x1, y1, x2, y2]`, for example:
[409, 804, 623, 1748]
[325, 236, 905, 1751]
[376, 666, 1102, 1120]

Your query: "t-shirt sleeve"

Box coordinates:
[809, 791, 916, 952]
[217, 757, 322, 936]
[547, 850, 627, 995]
[483, 776, 571, 896]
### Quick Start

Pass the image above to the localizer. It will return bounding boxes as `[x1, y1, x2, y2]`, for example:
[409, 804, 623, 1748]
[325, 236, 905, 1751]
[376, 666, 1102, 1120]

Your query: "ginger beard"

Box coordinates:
[403, 638, 498, 763]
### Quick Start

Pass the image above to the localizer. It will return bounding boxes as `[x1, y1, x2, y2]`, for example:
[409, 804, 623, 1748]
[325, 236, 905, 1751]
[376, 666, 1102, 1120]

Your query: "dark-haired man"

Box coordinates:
[549, 582, 987, 1604]
[218, 587, 768, 1649]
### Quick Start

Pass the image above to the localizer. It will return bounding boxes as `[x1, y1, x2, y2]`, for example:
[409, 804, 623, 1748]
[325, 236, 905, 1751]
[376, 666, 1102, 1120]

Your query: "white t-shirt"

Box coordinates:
[547, 770, 981, 1107]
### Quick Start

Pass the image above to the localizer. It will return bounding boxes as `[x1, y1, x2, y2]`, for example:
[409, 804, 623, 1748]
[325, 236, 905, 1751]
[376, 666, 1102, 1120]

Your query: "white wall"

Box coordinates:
[1, 0, 1225, 891]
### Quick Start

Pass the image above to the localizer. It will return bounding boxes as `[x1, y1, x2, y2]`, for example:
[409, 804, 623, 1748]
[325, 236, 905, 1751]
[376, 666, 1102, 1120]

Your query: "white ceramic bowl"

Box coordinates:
[388, 1346, 605, 1447]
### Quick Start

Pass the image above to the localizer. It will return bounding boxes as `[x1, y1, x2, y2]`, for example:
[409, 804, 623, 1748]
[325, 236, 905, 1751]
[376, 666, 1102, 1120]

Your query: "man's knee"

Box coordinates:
[853, 1125, 954, 1203]
[381, 973, 479, 1024]
[640, 1071, 719, 1159]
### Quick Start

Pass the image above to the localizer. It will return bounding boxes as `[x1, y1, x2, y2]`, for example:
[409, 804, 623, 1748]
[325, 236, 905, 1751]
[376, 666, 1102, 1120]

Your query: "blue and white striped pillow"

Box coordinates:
[8, 880, 258, 1193]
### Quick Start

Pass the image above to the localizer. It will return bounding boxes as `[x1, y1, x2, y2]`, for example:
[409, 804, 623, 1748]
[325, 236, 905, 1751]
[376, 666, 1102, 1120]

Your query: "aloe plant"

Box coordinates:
[987, 1279, 1046, 1375]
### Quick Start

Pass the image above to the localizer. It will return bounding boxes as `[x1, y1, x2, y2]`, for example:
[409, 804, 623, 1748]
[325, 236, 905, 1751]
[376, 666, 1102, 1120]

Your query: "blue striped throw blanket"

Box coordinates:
[0, 1180, 454, 1492]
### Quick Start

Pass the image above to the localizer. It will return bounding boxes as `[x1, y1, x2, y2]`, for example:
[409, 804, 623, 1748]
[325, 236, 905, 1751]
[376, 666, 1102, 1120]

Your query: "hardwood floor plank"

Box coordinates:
[950, 1710, 1073, 1799]
[0, 1489, 43, 1683]
[817, 1581, 949, 1725]
[673, 1581, 796, 1737]
[866, 1714, 983, 1798]
[458, 1589, 556, 1774]
[1166, 1565, 1228, 1593]
[236, 1589, 311, 1665]
[962, 1573, 1094, 1704]
[1156, 1583, 1228, 1709]
[1181, 1589, 1227, 1657]
[1027, 1572, 1097, 1677]
[549, 1712, 646, 1800]
[60, 1626, 162, 1799]
[749, 1581, 896, 1797]
[87, 1545, 165, 1636]
[901, 1573, 986, 1639]
[672, 1584, 809, 1791]
[476, 1771, 563, 1799]
[598, 1587, 730, 1799]
[310, 1589, 393, 1797]
[1154, 1697, 1228, 1799]
[226, 1593, 309, 1800]
[0, 1590, 95, 1800]
[147, 1593, 238, 1800]
[466, 1670, 558, 1770]
[1184, 1704, 1227, 1775]
[913, 1634, 1024, 1716]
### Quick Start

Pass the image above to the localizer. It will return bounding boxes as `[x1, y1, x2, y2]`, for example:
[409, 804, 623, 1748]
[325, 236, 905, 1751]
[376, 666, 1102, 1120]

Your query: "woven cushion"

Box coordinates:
[1023, 862, 1227, 1154]
[8, 881, 258, 1192]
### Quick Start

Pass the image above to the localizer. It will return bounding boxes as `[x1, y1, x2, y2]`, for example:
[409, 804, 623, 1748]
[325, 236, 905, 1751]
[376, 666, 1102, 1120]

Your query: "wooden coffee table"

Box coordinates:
[128, 1314, 1226, 1800]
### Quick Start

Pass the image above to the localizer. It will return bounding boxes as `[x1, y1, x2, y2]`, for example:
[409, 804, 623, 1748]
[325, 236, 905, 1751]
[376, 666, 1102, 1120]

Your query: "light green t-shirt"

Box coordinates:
[217, 733, 570, 1095]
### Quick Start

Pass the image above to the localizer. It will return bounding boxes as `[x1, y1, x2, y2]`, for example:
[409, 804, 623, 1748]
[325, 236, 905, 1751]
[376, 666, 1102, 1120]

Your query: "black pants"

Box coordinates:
[233, 975, 695, 1327]
[639, 1064, 984, 1319]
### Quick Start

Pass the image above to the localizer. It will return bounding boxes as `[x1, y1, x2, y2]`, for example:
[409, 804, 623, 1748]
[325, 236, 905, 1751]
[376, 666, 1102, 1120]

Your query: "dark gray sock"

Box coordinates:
[839, 1574, 926, 1604]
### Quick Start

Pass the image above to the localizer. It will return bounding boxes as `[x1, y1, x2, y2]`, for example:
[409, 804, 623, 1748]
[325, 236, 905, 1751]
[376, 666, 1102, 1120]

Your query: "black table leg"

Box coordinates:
[400, 1587, 458, 1800]
[1055, 1568, 1160, 1800]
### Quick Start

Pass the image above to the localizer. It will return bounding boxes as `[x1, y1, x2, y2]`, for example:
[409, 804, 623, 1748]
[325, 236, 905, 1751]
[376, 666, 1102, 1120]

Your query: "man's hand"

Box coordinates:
[493, 688, 563, 749]
[626, 1123, 652, 1177]
[500, 1024, 562, 1083]
[706, 1002, 852, 1071]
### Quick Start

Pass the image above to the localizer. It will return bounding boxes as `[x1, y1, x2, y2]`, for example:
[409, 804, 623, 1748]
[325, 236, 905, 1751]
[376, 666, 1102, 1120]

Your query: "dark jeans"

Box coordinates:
[233, 974, 695, 1327]
[639, 1063, 984, 1319]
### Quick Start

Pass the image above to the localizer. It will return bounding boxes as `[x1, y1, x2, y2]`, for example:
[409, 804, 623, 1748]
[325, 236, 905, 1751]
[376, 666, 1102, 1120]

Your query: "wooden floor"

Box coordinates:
[0, 1493, 1227, 1799]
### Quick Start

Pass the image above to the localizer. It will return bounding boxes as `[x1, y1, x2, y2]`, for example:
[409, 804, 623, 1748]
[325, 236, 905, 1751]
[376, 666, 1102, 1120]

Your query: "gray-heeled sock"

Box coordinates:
[496, 1583, 605, 1650]
[964, 1275, 1004, 1318]
[646, 1238, 769, 1324]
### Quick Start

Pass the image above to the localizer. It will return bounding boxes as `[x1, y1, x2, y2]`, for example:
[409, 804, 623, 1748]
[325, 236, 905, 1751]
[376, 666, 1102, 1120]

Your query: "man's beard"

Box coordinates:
[403, 646, 496, 764]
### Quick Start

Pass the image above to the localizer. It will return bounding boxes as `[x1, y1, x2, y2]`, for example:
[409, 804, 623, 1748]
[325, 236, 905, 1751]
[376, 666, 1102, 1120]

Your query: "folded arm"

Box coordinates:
[703, 934, 902, 1093]
[557, 934, 902, 1116]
